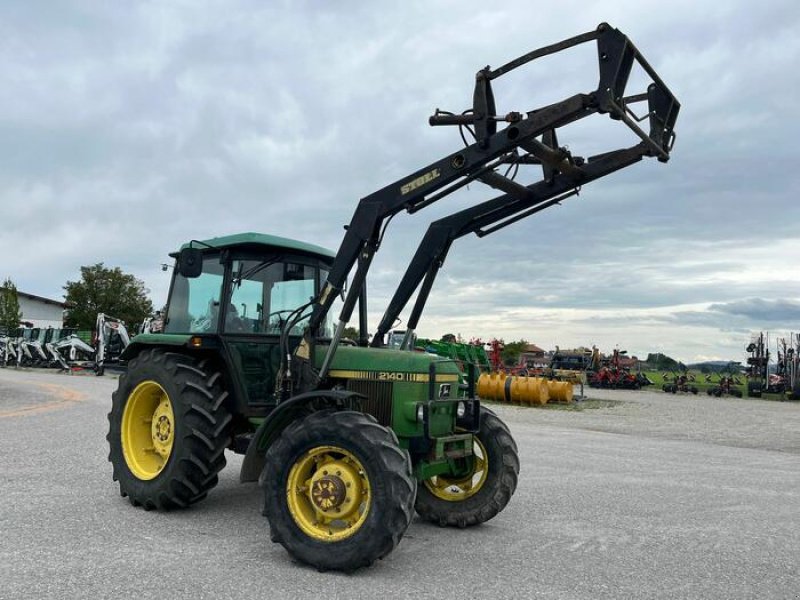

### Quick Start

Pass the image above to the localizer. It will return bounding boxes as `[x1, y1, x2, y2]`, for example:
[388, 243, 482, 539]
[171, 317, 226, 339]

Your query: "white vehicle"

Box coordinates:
[95, 313, 131, 375]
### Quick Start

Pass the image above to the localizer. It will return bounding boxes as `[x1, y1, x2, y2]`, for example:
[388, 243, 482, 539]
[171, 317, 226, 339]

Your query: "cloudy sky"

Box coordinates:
[3, 0, 799, 363]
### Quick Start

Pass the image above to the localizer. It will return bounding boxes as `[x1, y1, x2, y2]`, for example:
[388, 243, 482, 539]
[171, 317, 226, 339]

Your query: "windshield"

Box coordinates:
[228, 259, 322, 335]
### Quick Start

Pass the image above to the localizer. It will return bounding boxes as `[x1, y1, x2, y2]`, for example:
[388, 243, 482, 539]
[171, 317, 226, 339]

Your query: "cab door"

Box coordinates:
[223, 258, 321, 411]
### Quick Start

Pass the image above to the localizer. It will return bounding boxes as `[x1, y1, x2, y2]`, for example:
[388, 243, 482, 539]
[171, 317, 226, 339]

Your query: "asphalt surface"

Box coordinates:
[1, 368, 798, 600]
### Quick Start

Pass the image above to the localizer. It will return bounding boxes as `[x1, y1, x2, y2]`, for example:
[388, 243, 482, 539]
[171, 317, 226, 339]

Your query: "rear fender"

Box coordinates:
[240, 390, 364, 483]
[120, 334, 195, 361]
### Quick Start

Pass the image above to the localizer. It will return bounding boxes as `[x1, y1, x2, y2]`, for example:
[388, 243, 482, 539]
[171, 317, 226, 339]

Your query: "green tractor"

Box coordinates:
[107, 23, 678, 571]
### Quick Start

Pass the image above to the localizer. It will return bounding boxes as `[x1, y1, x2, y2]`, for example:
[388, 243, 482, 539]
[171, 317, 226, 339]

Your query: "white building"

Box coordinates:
[15, 291, 67, 329]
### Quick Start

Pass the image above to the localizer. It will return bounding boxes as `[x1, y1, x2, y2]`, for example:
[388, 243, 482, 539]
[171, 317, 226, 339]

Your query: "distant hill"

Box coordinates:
[641, 354, 743, 373]
[687, 360, 743, 373]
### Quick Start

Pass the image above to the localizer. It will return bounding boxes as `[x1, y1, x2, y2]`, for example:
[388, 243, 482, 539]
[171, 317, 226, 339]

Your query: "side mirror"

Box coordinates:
[177, 248, 203, 278]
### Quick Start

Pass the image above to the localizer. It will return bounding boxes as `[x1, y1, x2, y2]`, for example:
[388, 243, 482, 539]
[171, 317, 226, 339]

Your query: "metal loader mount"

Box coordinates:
[293, 21, 679, 394]
[109, 23, 679, 573]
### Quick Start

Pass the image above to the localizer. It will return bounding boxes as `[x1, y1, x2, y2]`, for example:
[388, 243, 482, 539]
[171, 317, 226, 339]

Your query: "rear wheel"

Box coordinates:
[415, 407, 519, 528]
[262, 410, 415, 572]
[107, 349, 232, 510]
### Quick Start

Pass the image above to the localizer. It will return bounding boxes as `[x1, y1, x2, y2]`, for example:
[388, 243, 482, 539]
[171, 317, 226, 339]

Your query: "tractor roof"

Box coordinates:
[177, 232, 335, 259]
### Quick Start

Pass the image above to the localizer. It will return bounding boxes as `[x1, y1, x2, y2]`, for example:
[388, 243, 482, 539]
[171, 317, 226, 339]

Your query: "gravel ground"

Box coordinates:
[496, 386, 800, 455]
[1, 368, 798, 600]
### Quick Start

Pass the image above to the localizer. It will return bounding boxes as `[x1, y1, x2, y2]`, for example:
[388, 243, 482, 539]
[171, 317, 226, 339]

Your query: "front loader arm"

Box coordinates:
[287, 22, 679, 395]
[308, 92, 595, 333]
[370, 143, 648, 348]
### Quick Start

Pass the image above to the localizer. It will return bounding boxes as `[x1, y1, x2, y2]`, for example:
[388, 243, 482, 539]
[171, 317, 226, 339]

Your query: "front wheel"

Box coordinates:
[415, 407, 520, 528]
[262, 410, 415, 572]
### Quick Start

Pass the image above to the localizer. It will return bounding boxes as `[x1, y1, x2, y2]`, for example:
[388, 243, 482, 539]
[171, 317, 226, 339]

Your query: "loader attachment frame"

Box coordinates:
[285, 22, 679, 397]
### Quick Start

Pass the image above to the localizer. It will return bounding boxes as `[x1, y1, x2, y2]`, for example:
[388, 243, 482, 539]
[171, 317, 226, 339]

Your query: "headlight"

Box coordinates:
[456, 401, 466, 418]
[416, 404, 425, 422]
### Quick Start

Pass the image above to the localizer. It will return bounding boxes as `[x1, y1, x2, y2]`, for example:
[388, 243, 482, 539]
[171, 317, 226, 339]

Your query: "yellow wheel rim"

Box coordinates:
[121, 381, 175, 480]
[286, 446, 370, 542]
[424, 437, 488, 501]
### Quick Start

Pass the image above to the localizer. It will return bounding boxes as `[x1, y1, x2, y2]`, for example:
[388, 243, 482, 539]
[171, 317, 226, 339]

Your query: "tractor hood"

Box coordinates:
[316, 344, 462, 382]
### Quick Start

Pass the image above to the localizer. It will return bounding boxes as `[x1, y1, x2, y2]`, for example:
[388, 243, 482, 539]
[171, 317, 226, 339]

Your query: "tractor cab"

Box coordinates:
[159, 232, 336, 409]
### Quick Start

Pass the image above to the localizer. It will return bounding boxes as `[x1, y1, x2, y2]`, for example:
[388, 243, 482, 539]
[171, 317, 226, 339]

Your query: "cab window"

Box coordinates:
[164, 256, 224, 333]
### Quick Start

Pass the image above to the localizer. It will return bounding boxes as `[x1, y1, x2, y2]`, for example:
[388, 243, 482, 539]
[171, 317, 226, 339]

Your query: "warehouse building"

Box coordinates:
[7, 290, 67, 329]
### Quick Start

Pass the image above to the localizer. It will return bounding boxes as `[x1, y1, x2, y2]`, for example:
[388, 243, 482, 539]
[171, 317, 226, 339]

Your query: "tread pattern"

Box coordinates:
[262, 410, 416, 572]
[107, 349, 231, 510]
[415, 408, 519, 528]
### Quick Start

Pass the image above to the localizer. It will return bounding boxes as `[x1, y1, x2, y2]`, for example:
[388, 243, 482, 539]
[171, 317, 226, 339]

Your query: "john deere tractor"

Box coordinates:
[107, 23, 678, 571]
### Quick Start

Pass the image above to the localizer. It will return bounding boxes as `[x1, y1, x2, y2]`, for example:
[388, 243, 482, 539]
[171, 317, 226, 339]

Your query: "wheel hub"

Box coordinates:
[151, 398, 174, 457]
[311, 475, 347, 511]
[307, 460, 362, 518]
[286, 447, 371, 542]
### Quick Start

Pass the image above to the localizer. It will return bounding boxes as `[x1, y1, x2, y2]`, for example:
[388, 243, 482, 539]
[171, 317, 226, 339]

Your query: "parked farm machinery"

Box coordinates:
[741, 332, 800, 399]
[1, 327, 94, 369]
[704, 372, 743, 398]
[417, 337, 491, 375]
[776, 334, 800, 399]
[588, 348, 650, 389]
[93, 313, 131, 375]
[745, 332, 780, 397]
[662, 371, 698, 395]
[477, 371, 575, 404]
[0, 313, 137, 373]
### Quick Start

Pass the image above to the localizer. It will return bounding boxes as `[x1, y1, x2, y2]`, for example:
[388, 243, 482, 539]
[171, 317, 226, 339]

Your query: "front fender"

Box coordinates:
[239, 390, 364, 483]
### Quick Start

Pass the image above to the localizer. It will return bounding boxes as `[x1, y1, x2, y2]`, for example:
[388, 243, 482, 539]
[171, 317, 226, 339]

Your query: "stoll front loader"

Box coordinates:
[107, 23, 679, 571]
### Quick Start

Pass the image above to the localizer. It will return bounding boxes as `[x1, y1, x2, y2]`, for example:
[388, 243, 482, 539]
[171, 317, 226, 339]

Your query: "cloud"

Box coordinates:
[1, 1, 799, 363]
[709, 298, 800, 322]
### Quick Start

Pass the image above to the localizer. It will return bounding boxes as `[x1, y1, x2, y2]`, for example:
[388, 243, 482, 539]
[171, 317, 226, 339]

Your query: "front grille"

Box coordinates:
[346, 379, 393, 426]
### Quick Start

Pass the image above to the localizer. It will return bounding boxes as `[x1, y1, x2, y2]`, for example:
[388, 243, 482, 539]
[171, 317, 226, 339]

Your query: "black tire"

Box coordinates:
[415, 407, 519, 528]
[262, 410, 415, 572]
[107, 349, 232, 510]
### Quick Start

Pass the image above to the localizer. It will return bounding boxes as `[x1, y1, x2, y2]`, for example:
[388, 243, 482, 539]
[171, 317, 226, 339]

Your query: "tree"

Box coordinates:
[0, 278, 22, 334]
[342, 326, 360, 341]
[64, 263, 153, 329]
[501, 339, 529, 367]
[644, 352, 679, 371]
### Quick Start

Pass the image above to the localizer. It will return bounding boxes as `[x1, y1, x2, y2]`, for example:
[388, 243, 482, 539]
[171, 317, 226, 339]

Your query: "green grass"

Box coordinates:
[642, 370, 748, 397]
